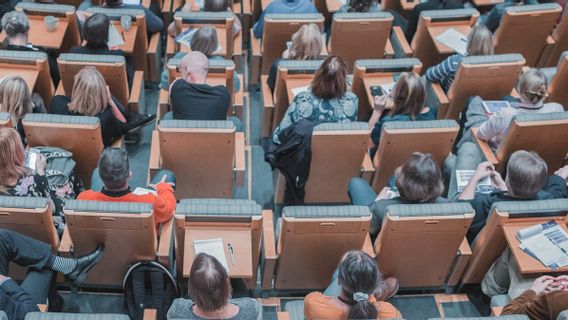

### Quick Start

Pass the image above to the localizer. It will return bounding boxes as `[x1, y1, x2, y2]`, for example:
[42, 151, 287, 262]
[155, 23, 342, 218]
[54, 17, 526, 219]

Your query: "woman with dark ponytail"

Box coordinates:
[337, 0, 381, 13]
[304, 251, 402, 319]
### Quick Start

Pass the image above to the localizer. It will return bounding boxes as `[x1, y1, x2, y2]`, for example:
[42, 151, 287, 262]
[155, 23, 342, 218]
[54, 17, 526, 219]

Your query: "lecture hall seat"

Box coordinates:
[537, 9, 568, 67]
[542, 51, 568, 110]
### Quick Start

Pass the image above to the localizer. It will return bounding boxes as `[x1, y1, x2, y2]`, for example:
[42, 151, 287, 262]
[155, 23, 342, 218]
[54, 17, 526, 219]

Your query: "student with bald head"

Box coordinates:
[169, 51, 231, 121]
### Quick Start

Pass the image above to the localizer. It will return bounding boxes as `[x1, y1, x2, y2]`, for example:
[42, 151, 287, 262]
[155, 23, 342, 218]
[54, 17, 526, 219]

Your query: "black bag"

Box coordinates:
[123, 261, 177, 320]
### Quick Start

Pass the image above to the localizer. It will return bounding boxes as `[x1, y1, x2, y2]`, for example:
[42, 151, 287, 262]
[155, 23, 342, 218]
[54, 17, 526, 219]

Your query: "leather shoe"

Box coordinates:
[126, 113, 156, 133]
[377, 277, 399, 301]
[65, 244, 105, 288]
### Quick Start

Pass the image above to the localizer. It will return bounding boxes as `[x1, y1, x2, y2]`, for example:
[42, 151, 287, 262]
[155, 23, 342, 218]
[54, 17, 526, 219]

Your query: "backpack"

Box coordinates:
[34, 146, 83, 199]
[123, 261, 178, 320]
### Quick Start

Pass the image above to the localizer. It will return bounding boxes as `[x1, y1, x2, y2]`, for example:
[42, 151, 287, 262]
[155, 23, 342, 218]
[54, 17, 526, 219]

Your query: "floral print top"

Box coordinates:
[272, 90, 359, 143]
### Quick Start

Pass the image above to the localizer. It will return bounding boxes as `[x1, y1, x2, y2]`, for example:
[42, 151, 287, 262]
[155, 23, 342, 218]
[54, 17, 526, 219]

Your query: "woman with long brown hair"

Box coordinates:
[0, 76, 40, 144]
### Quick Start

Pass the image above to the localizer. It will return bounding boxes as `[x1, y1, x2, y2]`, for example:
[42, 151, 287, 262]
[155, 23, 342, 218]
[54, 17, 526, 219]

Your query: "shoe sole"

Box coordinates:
[70, 249, 104, 288]
[127, 117, 156, 133]
[383, 281, 400, 301]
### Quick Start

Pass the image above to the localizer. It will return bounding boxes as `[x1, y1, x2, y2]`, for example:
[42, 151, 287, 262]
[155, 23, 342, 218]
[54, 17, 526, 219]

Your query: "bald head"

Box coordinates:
[180, 51, 209, 84]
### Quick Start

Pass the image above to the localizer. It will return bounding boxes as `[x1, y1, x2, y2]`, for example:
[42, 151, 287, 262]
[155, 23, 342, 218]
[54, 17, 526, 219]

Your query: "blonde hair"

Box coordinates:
[69, 67, 108, 116]
[389, 72, 426, 119]
[0, 127, 28, 192]
[0, 76, 33, 125]
[517, 69, 548, 105]
[288, 23, 323, 60]
[466, 25, 494, 56]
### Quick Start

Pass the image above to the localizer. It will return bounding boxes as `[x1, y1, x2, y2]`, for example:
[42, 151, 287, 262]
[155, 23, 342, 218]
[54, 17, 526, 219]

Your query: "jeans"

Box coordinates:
[445, 141, 484, 201]
[347, 177, 377, 207]
[481, 248, 534, 299]
[91, 168, 176, 192]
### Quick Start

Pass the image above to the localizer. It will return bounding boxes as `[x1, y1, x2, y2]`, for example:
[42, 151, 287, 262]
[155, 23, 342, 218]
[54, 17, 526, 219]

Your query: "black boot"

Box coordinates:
[126, 113, 156, 133]
[65, 244, 105, 288]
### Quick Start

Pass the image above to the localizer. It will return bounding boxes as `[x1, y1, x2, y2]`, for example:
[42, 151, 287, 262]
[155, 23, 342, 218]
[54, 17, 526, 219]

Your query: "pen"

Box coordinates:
[228, 243, 235, 265]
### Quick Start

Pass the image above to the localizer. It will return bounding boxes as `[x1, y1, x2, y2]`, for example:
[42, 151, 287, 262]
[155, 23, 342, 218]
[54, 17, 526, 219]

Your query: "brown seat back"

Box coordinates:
[22, 113, 104, 188]
[442, 54, 525, 120]
[64, 200, 156, 287]
[371, 120, 459, 192]
[158, 119, 236, 198]
[547, 52, 568, 110]
[328, 12, 393, 72]
[494, 3, 562, 66]
[274, 205, 371, 289]
[544, 12, 568, 66]
[375, 203, 474, 288]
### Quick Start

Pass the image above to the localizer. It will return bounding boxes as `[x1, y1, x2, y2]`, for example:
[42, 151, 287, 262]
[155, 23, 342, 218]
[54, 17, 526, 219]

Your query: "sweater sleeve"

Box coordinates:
[477, 108, 510, 141]
[144, 7, 164, 33]
[152, 183, 176, 225]
[544, 175, 568, 199]
[425, 56, 453, 83]
[0, 279, 40, 320]
[501, 290, 548, 319]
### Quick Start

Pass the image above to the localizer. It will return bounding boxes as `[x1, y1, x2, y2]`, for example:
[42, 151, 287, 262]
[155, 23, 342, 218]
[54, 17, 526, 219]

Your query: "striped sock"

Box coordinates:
[51, 256, 78, 275]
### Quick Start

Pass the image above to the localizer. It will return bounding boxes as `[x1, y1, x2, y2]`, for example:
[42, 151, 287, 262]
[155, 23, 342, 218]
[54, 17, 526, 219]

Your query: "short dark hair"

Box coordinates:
[83, 13, 110, 48]
[204, 0, 232, 11]
[396, 152, 444, 203]
[190, 26, 218, 57]
[311, 56, 347, 100]
[338, 251, 381, 319]
[506, 150, 548, 198]
[188, 253, 231, 312]
[105, 0, 122, 7]
[98, 147, 129, 190]
[348, 0, 374, 12]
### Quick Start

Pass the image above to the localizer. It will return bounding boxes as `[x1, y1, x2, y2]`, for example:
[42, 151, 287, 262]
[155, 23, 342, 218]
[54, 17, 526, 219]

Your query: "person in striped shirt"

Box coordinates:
[425, 25, 494, 93]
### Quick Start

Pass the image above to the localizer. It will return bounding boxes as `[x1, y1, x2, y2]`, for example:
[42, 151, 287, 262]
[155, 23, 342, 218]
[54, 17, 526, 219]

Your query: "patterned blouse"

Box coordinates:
[272, 90, 359, 143]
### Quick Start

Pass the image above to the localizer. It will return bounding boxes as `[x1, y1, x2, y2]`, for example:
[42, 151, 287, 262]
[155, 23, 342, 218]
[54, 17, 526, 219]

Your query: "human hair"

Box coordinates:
[0, 76, 33, 125]
[190, 26, 218, 57]
[338, 251, 381, 319]
[348, 0, 374, 12]
[1, 11, 29, 38]
[97, 147, 130, 191]
[505, 150, 548, 198]
[517, 69, 548, 105]
[0, 128, 28, 193]
[389, 72, 426, 119]
[68, 67, 108, 116]
[105, 0, 122, 7]
[188, 253, 231, 312]
[204, 0, 232, 11]
[83, 13, 110, 48]
[395, 152, 445, 203]
[287, 23, 323, 61]
[311, 56, 347, 100]
[466, 24, 493, 56]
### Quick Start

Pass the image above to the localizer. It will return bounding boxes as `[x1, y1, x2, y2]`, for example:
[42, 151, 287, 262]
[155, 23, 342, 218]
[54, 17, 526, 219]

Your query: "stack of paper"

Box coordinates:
[434, 28, 468, 55]
[194, 239, 229, 272]
[517, 221, 568, 270]
[455, 170, 493, 194]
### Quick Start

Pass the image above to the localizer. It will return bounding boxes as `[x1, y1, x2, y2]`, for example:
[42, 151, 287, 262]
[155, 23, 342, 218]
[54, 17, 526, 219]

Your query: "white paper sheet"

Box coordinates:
[107, 24, 125, 48]
[194, 238, 229, 272]
[434, 28, 468, 55]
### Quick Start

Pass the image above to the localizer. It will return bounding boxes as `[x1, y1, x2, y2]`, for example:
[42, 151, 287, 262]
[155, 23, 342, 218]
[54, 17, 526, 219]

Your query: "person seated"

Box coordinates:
[167, 253, 261, 319]
[456, 151, 568, 242]
[168, 51, 242, 129]
[102, 0, 164, 34]
[267, 23, 323, 94]
[348, 152, 447, 239]
[498, 275, 568, 319]
[425, 25, 494, 93]
[272, 55, 358, 144]
[0, 229, 104, 320]
[253, 0, 318, 39]
[337, 0, 381, 13]
[167, 0, 242, 38]
[0, 76, 45, 144]
[0, 128, 70, 232]
[0, 11, 60, 86]
[160, 27, 240, 92]
[404, 0, 464, 42]
[368, 72, 437, 159]
[78, 147, 176, 228]
[481, 0, 537, 32]
[48, 67, 154, 146]
[304, 250, 401, 319]
[70, 13, 134, 87]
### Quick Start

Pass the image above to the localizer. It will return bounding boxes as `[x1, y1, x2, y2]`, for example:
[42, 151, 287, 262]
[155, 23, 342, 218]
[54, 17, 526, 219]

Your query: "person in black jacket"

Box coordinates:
[0, 11, 60, 87]
[404, 0, 465, 42]
[0, 228, 104, 320]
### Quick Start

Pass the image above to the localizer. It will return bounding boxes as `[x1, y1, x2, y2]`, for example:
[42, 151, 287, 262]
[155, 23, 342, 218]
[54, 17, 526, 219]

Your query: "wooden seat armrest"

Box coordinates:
[384, 39, 395, 59]
[428, 82, 449, 119]
[233, 31, 243, 71]
[447, 237, 472, 286]
[157, 218, 174, 268]
[536, 36, 556, 68]
[250, 29, 261, 85]
[510, 88, 520, 99]
[362, 234, 376, 258]
[261, 75, 275, 137]
[233, 75, 245, 119]
[149, 130, 161, 171]
[55, 84, 65, 96]
[158, 89, 170, 121]
[234, 132, 245, 186]
[166, 35, 176, 60]
[491, 307, 504, 316]
[361, 152, 375, 182]
[471, 127, 498, 165]
[111, 136, 124, 148]
[147, 32, 161, 82]
[38, 304, 48, 312]
[143, 309, 157, 320]
[261, 210, 278, 290]
[128, 70, 145, 113]
[390, 26, 412, 58]
[277, 311, 291, 320]
[58, 225, 73, 255]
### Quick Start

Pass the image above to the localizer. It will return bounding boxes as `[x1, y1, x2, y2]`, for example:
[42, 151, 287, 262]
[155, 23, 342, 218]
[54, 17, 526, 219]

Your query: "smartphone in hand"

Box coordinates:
[370, 86, 384, 97]
[24, 149, 39, 171]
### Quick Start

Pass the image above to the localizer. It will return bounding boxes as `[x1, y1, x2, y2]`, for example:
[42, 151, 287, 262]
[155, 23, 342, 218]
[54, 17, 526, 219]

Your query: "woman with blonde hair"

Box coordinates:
[0, 127, 66, 231]
[0, 76, 39, 143]
[48, 66, 127, 146]
[368, 72, 437, 158]
[267, 23, 323, 93]
[425, 25, 494, 92]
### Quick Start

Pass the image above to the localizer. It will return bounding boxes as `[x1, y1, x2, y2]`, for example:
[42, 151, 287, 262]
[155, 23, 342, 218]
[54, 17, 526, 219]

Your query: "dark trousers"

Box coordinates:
[0, 229, 54, 304]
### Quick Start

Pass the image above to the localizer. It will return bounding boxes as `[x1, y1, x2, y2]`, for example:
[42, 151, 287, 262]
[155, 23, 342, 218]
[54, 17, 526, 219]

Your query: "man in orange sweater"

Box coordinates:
[78, 147, 176, 226]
